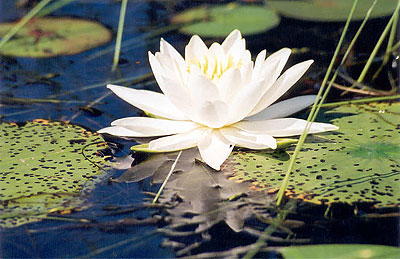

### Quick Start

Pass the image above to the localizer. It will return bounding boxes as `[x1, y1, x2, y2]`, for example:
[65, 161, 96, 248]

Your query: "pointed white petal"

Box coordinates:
[227, 79, 265, 124]
[240, 60, 253, 85]
[261, 48, 291, 84]
[148, 51, 165, 86]
[221, 29, 242, 53]
[217, 68, 242, 101]
[106, 84, 186, 120]
[98, 126, 148, 137]
[160, 38, 185, 67]
[160, 75, 192, 113]
[194, 100, 229, 128]
[185, 35, 208, 65]
[111, 117, 199, 136]
[188, 73, 221, 102]
[220, 127, 276, 149]
[149, 128, 207, 151]
[253, 50, 266, 79]
[198, 130, 234, 170]
[234, 118, 338, 137]
[246, 95, 318, 121]
[250, 60, 314, 116]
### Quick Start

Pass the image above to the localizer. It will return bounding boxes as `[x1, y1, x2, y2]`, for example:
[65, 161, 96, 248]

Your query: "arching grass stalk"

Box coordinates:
[372, 3, 399, 81]
[311, 0, 378, 121]
[0, 0, 52, 49]
[345, 0, 400, 94]
[276, 0, 359, 206]
[152, 151, 182, 204]
[37, 0, 75, 17]
[112, 0, 128, 71]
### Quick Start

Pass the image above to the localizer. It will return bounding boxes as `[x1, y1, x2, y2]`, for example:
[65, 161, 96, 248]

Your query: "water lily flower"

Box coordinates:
[99, 30, 338, 170]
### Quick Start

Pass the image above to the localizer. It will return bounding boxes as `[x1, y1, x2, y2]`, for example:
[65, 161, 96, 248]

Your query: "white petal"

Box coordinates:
[217, 68, 242, 101]
[106, 84, 186, 120]
[234, 118, 338, 137]
[250, 60, 314, 116]
[111, 117, 199, 136]
[160, 75, 192, 114]
[227, 79, 265, 124]
[220, 127, 276, 149]
[198, 130, 234, 170]
[188, 73, 221, 102]
[246, 95, 318, 121]
[261, 48, 291, 84]
[253, 50, 266, 79]
[149, 128, 207, 151]
[240, 60, 254, 85]
[160, 38, 185, 67]
[185, 35, 208, 65]
[98, 126, 148, 137]
[221, 29, 242, 53]
[194, 100, 230, 128]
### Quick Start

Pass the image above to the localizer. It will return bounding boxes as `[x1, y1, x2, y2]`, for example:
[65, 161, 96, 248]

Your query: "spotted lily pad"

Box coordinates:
[224, 102, 400, 207]
[171, 3, 280, 37]
[0, 119, 108, 228]
[0, 17, 112, 57]
[268, 0, 398, 22]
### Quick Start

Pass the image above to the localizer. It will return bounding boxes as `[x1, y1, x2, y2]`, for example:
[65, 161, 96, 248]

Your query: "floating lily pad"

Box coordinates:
[224, 102, 400, 207]
[279, 244, 400, 259]
[0, 119, 108, 228]
[268, 0, 398, 21]
[0, 17, 112, 57]
[171, 4, 280, 37]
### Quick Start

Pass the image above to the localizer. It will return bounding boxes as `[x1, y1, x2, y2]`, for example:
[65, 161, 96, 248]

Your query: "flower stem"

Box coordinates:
[112, 0, 128, 71]
[152, 151, 182, 204]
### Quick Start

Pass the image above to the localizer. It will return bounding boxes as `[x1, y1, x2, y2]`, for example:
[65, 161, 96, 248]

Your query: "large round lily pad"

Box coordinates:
[0, 17, 112, 57]
[268, 0, 398, 21]
[0, 119, 108, 228]
[224, 102, 400, 208]
[171, 3, 280, 37]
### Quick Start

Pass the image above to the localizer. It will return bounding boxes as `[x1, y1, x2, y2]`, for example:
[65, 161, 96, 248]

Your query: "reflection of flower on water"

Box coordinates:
[99, 30, 338, 170]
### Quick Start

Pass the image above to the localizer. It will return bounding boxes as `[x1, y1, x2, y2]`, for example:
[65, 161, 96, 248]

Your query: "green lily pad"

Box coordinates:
[224, 102, 400, 207]
[268, 0, 398, 22]
[279, 244, 400, 259]
[171, 3, 280, 37]
[0, 119, 108, 228]
[0, 17, 112, 57]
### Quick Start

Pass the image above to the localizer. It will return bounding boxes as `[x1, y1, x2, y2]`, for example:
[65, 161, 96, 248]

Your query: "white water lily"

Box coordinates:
[99, 30, 338, 170]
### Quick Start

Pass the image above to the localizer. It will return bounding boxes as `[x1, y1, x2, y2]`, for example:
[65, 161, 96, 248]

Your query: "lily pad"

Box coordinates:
[279, 244, 400, 259]
[171, 3, 280, 37]
[0, 17, 112, 57]
[0, 119, 108, 228]
[224, 102, 400, 207]
[268, 0, 398, 22]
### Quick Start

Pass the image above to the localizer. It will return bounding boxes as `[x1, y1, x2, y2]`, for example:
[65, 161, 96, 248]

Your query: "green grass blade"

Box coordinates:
[112, 0, 128, 71]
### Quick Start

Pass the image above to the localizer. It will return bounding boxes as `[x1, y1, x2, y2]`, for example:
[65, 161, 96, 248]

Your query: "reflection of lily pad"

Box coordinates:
[224, 102, 400, 207]
[268, 0, 397, 21]
[0, 120, 108, 228]
[171, 4, 280, 37]
[0, 17, 112, 57]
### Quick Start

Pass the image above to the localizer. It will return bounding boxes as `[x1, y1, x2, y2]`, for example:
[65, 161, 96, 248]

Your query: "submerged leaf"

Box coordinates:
[0, 17, 112, 57]
[225, 102, 400, 207]
[268, 0, 398, 22]
[171, 4, 280, 37]
[0, 119, 109, 228]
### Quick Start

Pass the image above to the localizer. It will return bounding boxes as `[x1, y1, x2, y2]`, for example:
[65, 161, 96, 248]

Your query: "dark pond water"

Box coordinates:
[1, 0, 399, 258]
